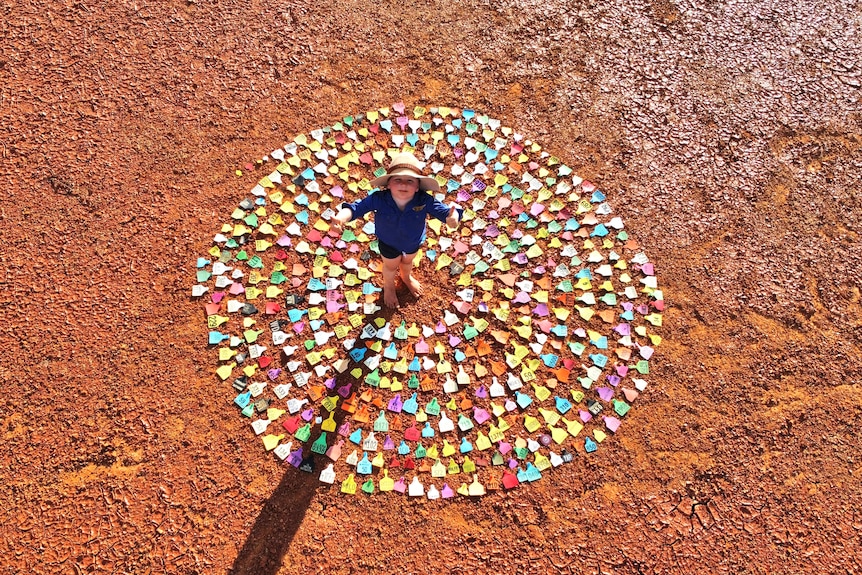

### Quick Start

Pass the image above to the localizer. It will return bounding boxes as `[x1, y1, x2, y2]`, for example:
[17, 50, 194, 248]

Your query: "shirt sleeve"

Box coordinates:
[426, 197, 453, 222]
[341, 193, 380, 221]
[426, 197, 463, 223]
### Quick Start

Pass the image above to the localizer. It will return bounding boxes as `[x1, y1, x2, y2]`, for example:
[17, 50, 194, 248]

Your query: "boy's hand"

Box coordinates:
[445, 204, 460, 229]
[329, 218, 344, 235]
[329, 207, 352, 236]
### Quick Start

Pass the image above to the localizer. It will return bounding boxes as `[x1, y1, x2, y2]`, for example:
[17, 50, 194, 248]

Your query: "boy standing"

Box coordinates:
[330, 152, 460, 308]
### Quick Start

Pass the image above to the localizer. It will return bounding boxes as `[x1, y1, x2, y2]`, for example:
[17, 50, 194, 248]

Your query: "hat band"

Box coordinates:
[386, 163, 423, 176]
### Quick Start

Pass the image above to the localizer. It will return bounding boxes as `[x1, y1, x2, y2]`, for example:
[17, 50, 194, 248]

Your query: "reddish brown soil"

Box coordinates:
[2, 1, 862, 574]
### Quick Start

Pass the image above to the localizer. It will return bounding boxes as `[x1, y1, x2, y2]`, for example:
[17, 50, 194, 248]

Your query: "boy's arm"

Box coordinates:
[329, 195, 378, 233]
[329, 206, 353, 234]
[445, 205, 460, 229]
[428, 198, 463, 228]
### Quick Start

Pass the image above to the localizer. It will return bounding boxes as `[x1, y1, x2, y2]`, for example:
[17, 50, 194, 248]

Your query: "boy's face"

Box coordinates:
[389, 175, 419, 201]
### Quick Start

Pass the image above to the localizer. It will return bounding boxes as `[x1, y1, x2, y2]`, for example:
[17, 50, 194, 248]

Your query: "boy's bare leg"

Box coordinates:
[399, 252, 423, 296]
[381, 255, 401, 307]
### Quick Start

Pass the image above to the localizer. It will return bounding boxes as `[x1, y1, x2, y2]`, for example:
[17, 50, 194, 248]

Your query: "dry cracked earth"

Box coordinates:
[1, 0, 861, 573]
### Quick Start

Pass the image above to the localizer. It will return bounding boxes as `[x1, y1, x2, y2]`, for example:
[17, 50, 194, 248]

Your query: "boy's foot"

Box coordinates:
[383, 288, 400, 308]
[403, 275, 423, 297]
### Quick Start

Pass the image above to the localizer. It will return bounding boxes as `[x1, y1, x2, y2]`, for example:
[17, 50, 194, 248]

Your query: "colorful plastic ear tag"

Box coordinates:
[374, 411, 389, 431]
[262, 434, 283, 451]
[438, 412, 455, 433]
[319, 463, 336, 484]
[415, 444, 427, 459]
[326, 439, 343, 461]
[425, 398, 441, 416]
[284, 446, 303, 468]
[311, 433, 328, 454]
[379, 469, 395, 491]
[431, 459, 447, 478]
[341, 474, 357, 494]
[362, 432, 378, 451]
[295, 423, 311, 442]
[356, 453, 372, 475]
[501, 471, 519, 489]
[408, 477, 424, 497]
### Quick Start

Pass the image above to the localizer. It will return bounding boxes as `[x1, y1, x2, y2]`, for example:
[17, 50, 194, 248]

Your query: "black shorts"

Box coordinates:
[377, 239, 420, 260]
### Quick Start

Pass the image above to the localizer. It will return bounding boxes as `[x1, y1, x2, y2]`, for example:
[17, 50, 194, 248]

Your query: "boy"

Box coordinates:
[330, 152, 460, 308]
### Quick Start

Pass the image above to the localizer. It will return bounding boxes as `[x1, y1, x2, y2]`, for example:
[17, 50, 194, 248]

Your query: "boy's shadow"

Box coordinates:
[229, 463, 320, 575]
[230, 303, 400, 574]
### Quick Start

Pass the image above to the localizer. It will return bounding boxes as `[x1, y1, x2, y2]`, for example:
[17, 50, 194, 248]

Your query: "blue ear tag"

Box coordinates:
[525, 463, 542, 481]
[591, 224, 609, 237]
[402, 393, 419, 415]
[208, 331, 229, 345]
[590, 190, 606, 203]
[349, 428, 363, 445]
[287, 308, 306, 322]
[421, 423, 435, 438]
[454, 349, 467, 362]
[357, 453, 372, 475]
[585, 437, 598, 453]
[397, 440, 411, 455]
[383, 341, 398, 361]
[234, 391, 251, 408]
[554, 396, 572, 414]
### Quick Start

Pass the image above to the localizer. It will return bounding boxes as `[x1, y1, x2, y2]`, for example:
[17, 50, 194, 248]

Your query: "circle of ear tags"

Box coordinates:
[194, 104, 663, 498]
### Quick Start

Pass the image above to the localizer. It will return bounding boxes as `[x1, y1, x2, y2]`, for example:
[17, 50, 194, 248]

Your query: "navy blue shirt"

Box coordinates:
[342, 190, 452, 254]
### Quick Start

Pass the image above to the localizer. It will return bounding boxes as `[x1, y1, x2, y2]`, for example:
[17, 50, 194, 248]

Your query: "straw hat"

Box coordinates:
[370, 152, 440, 192]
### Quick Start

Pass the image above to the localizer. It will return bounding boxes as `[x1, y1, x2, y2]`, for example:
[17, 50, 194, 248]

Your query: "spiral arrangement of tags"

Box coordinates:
[193, 103, 663, 499]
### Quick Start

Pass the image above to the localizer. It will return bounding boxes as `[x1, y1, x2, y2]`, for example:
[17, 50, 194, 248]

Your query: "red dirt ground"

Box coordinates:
[2, 0, 861, 574]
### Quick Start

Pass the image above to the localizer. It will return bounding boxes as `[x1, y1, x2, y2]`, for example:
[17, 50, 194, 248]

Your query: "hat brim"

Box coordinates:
[371, 172, 440, 192]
